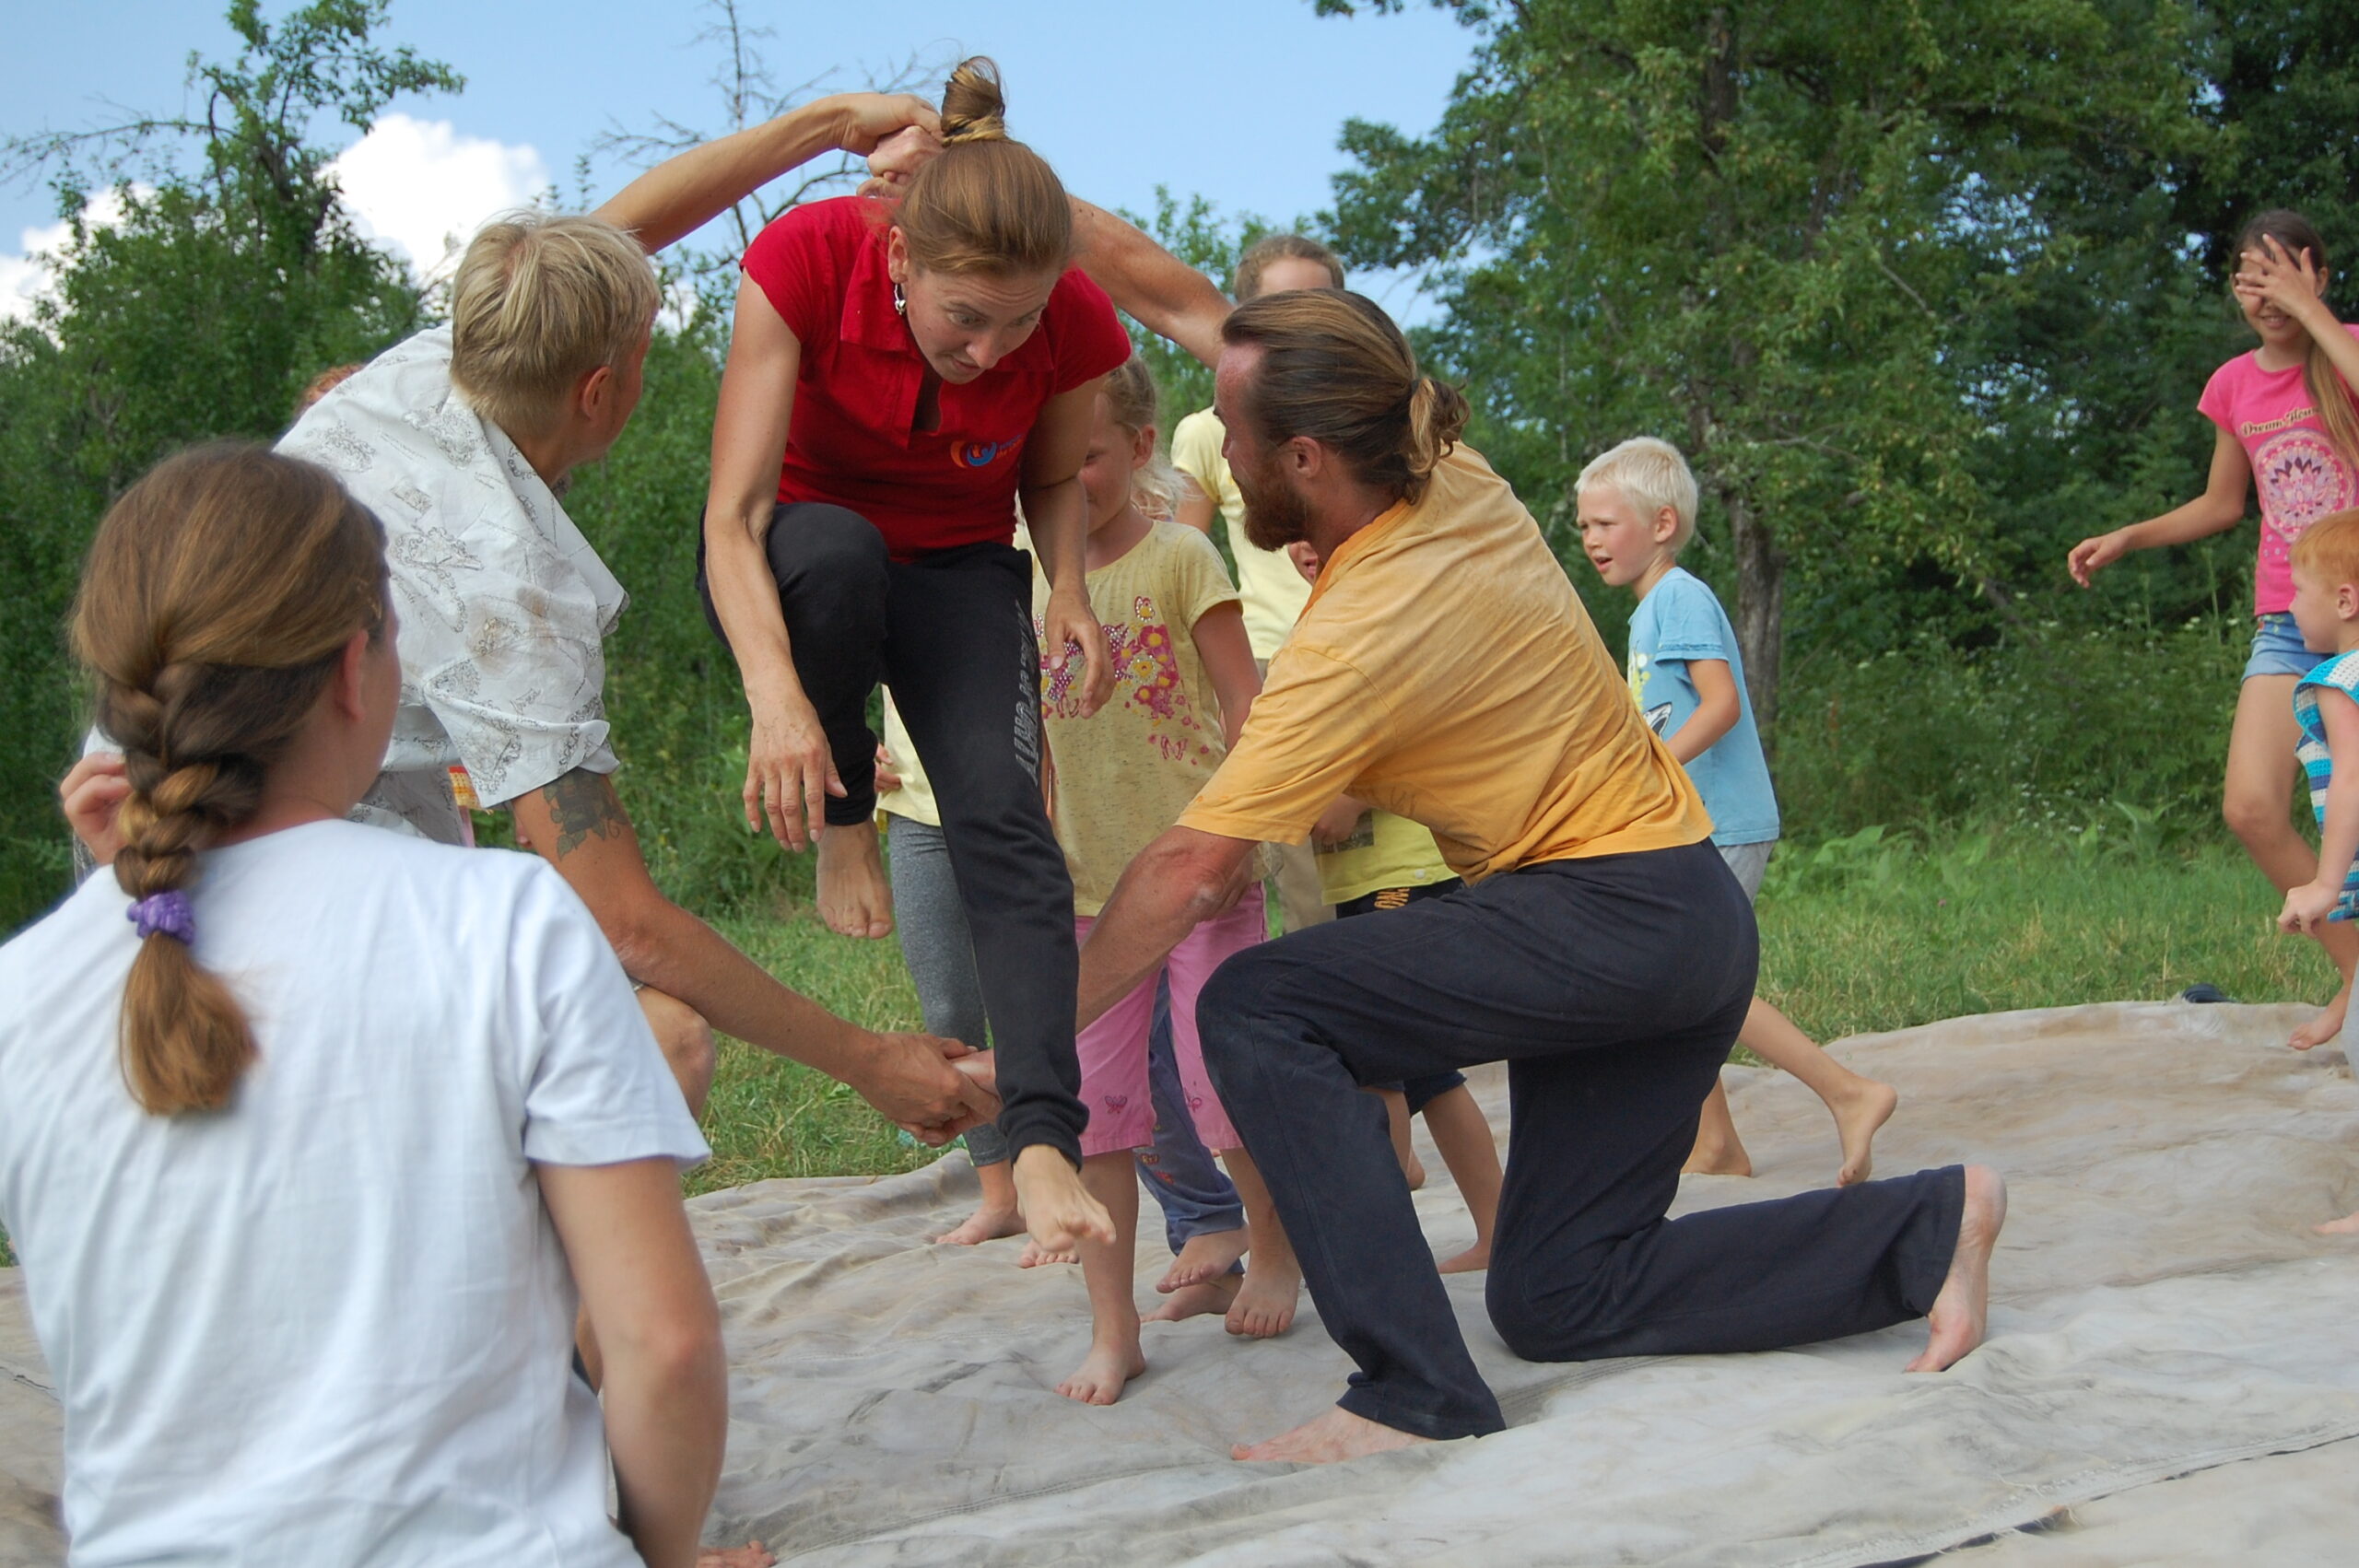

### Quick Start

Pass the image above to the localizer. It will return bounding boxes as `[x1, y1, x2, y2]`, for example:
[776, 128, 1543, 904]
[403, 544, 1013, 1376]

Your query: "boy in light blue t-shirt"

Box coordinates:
[1578, 437, 1896, 1188]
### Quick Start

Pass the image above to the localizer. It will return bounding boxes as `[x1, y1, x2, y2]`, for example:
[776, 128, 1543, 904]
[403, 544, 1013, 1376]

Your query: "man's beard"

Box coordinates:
[1236, 450, 1312, 553]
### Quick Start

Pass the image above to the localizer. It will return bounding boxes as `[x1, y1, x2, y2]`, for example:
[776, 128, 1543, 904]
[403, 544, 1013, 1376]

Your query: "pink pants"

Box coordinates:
[1074, 886, 1264, 1158]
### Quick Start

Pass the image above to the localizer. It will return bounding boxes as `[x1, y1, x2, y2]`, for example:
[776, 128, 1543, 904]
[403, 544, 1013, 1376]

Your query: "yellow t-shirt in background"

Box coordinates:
[875, 695, 937, 828]
[1180, 445, 1713, 881]
[1035, 521, 1242, 915]
[1169, 408, 1313, 662]
[1317, 808, 1454, 906]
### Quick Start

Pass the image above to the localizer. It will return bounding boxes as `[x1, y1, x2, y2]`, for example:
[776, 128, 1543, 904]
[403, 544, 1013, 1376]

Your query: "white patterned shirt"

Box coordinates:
[278, 328, 626, 842]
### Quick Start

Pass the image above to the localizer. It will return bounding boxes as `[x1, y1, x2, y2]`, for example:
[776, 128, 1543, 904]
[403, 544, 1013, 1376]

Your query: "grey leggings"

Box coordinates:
[886, 813, 1006, 1163]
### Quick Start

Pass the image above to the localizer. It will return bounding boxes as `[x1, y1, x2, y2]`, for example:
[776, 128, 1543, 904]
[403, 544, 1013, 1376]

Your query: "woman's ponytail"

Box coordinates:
[893, 58, 1071, 278]
[73, 444, 386, 1116]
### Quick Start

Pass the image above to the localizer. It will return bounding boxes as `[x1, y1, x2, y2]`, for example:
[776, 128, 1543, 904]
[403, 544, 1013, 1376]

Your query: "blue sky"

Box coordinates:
[2, 0, 1479, 320]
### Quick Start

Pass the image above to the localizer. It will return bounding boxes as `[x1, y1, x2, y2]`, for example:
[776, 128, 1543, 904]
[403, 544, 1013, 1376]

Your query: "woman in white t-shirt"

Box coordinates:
[3, 445, 725, 1568]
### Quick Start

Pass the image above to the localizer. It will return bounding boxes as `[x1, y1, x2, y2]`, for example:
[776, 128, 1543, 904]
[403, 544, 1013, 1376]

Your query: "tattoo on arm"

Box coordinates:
[537, 768, 633, 858]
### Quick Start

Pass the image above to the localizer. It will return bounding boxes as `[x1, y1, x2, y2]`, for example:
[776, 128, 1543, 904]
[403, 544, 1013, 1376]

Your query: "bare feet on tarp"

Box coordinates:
[1157, 1225, 1248, 1293]
[1056, 1329, 1147, 1406]
[1831, 1077, 1901, 1187]
[2289, 978, 2351, 1050]
[1225, 1259, 1299, 1339]
[1013, 1146, 1117, 1259]
[2315, 1209, 2359, 1235]
[1144, 1273, 1241, 1322]
[698, 1543, 774, 1568]
[935, 1199, 1025, 1246]
[1437, 1240, 1490, 1274]
[815, 820, 894, 939]
[1232, 1405, 1433, 1464]
[1017, 1237, 1076, 1267]
[1907, 1164, 2007, 1373]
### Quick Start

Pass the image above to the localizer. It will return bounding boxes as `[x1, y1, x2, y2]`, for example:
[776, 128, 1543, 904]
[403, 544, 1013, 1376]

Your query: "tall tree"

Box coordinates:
[1318, 0, 2204, 734]
[0, 0, 455, 928]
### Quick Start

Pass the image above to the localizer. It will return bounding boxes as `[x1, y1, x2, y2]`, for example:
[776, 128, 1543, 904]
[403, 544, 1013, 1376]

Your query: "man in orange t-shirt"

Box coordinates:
[1039, 287, 2008, 1466]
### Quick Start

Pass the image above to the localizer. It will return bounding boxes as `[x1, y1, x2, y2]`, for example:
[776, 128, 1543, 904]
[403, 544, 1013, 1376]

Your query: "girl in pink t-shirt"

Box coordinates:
[2070, 209, 2359, 1047]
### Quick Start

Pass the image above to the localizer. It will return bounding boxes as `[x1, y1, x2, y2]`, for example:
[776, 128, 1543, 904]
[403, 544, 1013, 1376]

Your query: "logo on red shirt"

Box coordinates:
[954, 439, 1020, 468]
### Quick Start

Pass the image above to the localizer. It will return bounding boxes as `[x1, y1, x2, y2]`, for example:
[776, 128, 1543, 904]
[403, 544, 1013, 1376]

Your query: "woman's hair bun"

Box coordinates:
[940, 57, 1010, 146]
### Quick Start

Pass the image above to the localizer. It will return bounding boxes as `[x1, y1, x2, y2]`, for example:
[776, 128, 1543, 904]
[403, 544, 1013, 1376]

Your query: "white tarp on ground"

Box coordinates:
[5, 1000, 2359, 1565]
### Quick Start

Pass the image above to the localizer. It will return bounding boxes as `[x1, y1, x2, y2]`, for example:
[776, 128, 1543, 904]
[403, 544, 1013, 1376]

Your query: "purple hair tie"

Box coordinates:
[128, 890, 195, 944]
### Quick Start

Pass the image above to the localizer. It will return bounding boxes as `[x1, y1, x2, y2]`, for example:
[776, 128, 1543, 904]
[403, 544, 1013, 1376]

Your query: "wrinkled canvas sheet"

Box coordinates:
[5, 1001, 2359, 1566]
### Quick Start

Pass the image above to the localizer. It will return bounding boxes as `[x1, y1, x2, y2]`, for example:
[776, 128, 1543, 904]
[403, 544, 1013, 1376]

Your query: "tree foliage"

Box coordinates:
[1312, 0, 2290, 738]
[0, 1, 453, 926]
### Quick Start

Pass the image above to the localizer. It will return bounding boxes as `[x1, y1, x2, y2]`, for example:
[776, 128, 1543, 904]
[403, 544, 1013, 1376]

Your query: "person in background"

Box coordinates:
[1578, 437, 1898, 1187]
[1168, 235, 1351, 937]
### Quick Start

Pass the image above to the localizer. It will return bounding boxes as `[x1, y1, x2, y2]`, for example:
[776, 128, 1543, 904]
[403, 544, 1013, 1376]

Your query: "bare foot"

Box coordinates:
[2315, 1210, 2359, 1235]
[935, 1201, 1025, 1246]
[1831, 1078, 1900, 1187]
[1437, 1240, 1490, 1274]
[2290, 979, 2350, 1049]
[1014, 1146, 1117, 1256]
[1232, 1405, 1433, 1464]
[1056, 1335, 1146, 1405]
[1144, 1274, 1241, 1322]
[698, 1544, 774, 1568]
[1907, 1164, 2007, 1373]
[816, 821, 894, 939]
[1225, 1260, 1300, 1339]
[1683, 1136, 1753, 1177]
[1158, 1226, 1249, 1293]
[1017, 1237, 1076, 1268]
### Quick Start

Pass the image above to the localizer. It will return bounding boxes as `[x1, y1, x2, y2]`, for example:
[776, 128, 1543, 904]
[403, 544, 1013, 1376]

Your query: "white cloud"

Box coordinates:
[0, 186, 137, 325]
[329, 113, 552, 281]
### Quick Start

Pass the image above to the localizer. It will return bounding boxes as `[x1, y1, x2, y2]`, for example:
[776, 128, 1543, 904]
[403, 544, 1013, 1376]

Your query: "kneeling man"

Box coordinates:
[1031, 288, 2005, 1462]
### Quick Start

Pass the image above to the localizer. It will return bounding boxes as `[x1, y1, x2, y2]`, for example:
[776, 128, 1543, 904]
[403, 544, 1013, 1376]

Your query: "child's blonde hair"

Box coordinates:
[1099, 356, 1186, 521]
[448, 212, 661, 440]
[1578, 437, 1700, 552]
[2293, 508, 2359, 590]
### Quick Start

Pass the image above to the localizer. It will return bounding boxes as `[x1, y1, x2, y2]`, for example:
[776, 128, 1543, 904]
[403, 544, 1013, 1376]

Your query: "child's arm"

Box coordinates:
[1190, 601, 1262, 750]
[2282, 686, 2359, 936]
[2069, 427, 2251, 586]
[1663, 658, 1743, 765]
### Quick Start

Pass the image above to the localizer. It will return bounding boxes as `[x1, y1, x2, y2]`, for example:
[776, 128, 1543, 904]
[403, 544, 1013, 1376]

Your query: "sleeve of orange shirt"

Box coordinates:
[1179, 644, 1391, 845]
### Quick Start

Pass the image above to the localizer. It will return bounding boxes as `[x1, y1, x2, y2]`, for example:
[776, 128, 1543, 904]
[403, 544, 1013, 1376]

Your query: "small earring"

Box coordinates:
[892, 281, 908, 318]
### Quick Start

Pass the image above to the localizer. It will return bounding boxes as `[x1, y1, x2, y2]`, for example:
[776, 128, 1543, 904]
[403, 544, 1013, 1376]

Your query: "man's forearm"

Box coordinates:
[1070, 199, 1229, 369]
[1077, 832, 1249, 1029]
[615, 895, 878, 1080]
[594, 99, 844, 253]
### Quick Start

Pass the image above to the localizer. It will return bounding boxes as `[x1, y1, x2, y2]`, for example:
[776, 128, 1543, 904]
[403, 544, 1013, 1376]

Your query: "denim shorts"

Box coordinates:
[2245, 613, 2319, 681]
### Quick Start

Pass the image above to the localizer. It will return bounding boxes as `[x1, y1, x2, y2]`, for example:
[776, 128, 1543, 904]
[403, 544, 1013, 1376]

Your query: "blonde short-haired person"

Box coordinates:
[1051, 286, 2009, 1466]
[71, 91, 996, 1149]
[16, 447, 722, 1567]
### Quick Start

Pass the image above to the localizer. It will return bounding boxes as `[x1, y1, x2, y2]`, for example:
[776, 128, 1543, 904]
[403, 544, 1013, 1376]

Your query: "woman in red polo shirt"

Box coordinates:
[698, 59, 1127, 1199]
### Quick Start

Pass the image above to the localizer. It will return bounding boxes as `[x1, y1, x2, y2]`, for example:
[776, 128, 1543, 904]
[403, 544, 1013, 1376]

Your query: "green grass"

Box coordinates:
[0, 830, 2330, 1273]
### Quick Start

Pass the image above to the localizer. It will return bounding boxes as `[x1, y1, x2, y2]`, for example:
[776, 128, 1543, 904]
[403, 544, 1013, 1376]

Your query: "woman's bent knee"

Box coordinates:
[767, 502, 889, 586]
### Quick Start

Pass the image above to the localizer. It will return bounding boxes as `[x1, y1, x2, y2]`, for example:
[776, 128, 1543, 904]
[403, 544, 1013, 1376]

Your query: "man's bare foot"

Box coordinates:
[698, 1544, 774, 1568]
[2290, 979, 2351, 1049]
[1158, 1226, 1249, 1292]
[1056, 1336, 1146, 1405]
[1683, 1136, 1753, 1177]
[1144, 1273, 1241, 1322]
[936, 1200, 1025, 1246]
[816, 821, 894, 939]
[1014, 1146, 1117, 1256]
[1830, 1079, 1900, 1187]
[1017, 1237, 1076, 1267]
[1907, 1164, 2007, 1373]
[1225, 1260, 1300, 1339]
[1232, 1405, 1433, 1464]
[1437, 1240, 1490, 1274]
[2315, 1209, 2359, 1235]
